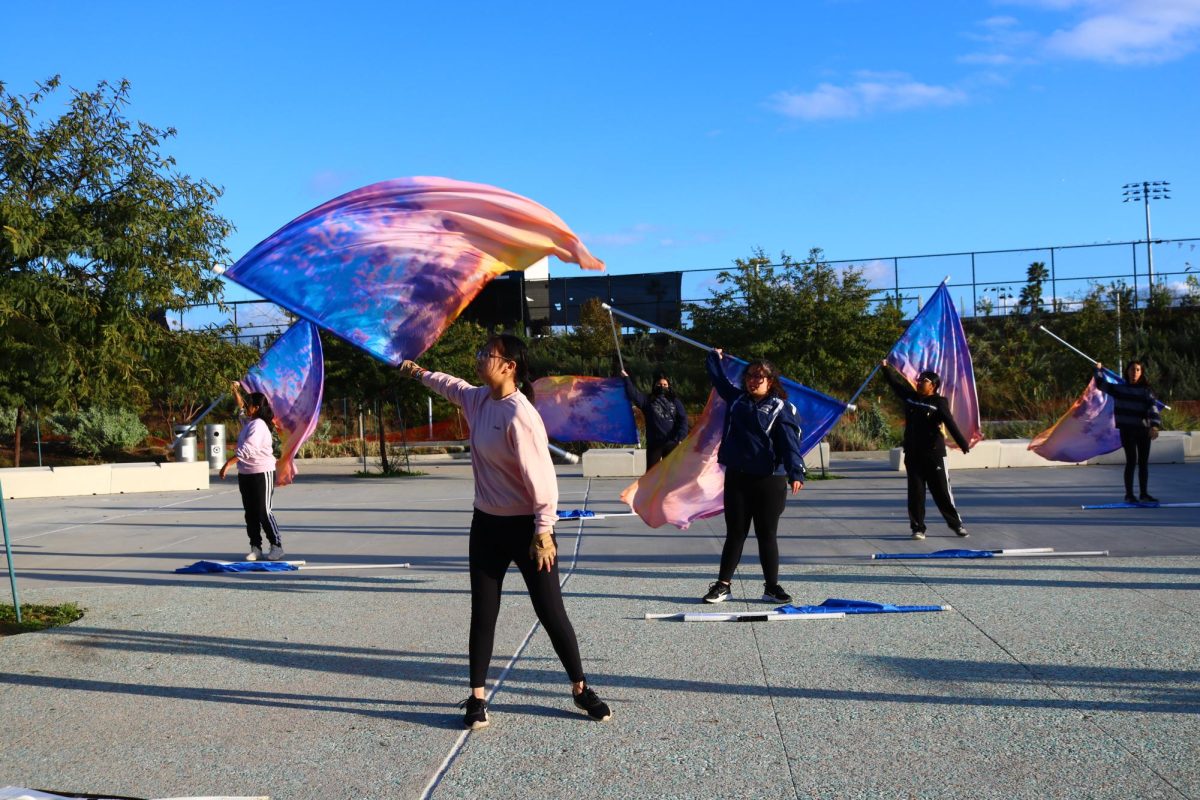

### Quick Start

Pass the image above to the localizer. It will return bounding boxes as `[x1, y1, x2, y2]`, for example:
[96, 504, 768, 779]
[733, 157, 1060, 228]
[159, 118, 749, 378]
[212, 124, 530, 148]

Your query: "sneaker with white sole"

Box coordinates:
[245, 547, 263, 561]
[573, 686, 612, 721]
[266, 545, 285, 561]
[702, 581, 732, 603]
[954, 526, 969, 537]
[910, 531, 926, 541]
[762, 583, 792, 604]
[458, 696, 489, 730]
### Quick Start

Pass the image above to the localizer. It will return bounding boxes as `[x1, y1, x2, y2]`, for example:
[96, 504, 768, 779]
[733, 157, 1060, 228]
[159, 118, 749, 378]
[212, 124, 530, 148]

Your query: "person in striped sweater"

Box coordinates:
[1095, 360, 1163, 503]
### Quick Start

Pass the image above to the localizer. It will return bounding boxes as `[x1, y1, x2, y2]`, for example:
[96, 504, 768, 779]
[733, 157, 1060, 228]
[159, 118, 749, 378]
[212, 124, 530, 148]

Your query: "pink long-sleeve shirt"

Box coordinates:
[421, 371, 558, 532]
[235, 417, 276, 475]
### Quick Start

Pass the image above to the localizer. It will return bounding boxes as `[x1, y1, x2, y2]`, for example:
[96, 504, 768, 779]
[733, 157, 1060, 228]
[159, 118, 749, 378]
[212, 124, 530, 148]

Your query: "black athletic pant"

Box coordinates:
[718, 469, 787, 585]
[1119, 426, 1152, 496]
[237, 470, 281, 549]
[904, 454, 963, 533]
[646, 441, 678, 470]
[468, 509, 585, 688]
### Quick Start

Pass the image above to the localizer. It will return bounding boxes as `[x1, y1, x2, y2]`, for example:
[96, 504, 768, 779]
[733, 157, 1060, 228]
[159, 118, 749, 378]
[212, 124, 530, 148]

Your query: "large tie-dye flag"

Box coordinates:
[886, 283, 982, 449]
[1028, 370, 1122, 462]
[241, 321, 325, 487]
[221, 177, 604, 364]
[533, 376, 638, 444]
[620, 357, 846, 529]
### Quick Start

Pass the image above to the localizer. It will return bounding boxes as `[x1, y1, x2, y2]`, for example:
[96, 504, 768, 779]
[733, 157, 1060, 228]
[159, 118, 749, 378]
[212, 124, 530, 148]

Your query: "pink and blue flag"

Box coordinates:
[221, 177, 604, 364]
[241, 321, 325, 487]
[533, 376, 638, 444]
[886, 283, 982, 449]
[1028, 371, 1122, 462]
[621, 357, 846, 529]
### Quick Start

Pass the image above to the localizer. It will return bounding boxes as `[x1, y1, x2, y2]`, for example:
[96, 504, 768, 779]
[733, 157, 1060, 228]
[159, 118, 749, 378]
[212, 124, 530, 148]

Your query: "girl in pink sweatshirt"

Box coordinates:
[219, 382, 284, 562]
[399, 333, 611, 730]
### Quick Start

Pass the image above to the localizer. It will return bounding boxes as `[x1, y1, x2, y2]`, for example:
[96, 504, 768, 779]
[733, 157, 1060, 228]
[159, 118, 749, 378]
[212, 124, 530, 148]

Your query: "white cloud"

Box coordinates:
[768, 72, 968, 120]
[1043, 0, 1200, 64]
[988, 0, 1200, 65]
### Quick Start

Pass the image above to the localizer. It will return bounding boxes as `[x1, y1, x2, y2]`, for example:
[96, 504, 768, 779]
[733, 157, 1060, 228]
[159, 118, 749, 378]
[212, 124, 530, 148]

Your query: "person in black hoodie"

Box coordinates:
[1094, 360, 1162, 503]
[701, 349, 806, 605]
[621, 369, 689, 470]
[881, 361, 972, 540]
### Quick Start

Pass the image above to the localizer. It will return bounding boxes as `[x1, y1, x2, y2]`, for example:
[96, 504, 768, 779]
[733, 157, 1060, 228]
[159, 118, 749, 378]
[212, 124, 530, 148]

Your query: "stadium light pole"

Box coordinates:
[1122, 181, 1171, 295]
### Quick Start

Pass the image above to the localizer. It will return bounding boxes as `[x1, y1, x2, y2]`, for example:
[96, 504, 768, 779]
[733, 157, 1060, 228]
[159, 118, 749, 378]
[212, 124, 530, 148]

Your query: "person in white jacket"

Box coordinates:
[219, 382, 283, 561]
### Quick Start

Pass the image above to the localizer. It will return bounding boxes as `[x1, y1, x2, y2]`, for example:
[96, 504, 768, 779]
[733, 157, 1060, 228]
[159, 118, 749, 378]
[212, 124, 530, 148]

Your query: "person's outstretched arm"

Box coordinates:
[938, 400, 971, 453]
[706, 349, 741, 403]
[880, 361, 914, 400]
[622, 371, 647, 408]
[399, 360, 473, 408]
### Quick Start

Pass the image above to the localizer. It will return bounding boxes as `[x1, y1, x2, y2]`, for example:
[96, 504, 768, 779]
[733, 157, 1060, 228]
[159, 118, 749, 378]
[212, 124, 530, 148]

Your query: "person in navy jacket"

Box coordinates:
[621, 369, 689, 469]
[702, 349, 806, 605]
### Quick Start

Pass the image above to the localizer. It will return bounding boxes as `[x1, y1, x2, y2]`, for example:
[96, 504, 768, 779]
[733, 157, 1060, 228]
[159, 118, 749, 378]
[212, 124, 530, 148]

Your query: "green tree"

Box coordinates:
[1, 77, 232, 464]
[1018, 261, 1049, 314]
[687, 248, 902, 396]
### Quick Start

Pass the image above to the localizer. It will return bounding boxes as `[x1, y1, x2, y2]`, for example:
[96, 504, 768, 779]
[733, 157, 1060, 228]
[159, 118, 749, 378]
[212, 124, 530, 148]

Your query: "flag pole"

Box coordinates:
[1037, 325, 1098, 365]
[167, 394, 228, 452]
[1038, 325, 1170, 410]
[1, 481, 20, 623]
[601, 304, 713, 353]
[606, 307, 625, 374]
[603, 303, 856, 410]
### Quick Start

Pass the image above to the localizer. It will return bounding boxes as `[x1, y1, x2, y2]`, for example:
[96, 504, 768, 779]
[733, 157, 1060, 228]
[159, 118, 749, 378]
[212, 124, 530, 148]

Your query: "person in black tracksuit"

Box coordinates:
[881, 361, 972, 540]
[1094, 360, 1162, 503]
[702, 349, 806, 605]
[622, 369, 689, 469]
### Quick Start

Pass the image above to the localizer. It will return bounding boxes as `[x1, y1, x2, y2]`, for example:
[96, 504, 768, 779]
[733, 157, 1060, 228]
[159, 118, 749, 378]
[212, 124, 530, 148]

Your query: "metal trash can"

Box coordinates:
[204, 423, 227, 470]
[172, 424, 197, 463]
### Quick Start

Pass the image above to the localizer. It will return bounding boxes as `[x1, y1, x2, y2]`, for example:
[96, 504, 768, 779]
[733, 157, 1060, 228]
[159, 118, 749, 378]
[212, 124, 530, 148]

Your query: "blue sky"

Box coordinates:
[4, 0, 1199, 322]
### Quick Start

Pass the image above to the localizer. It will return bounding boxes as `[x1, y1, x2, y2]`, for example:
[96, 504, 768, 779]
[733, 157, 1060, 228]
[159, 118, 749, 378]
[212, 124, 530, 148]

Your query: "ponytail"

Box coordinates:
[245, 391, 277, 431]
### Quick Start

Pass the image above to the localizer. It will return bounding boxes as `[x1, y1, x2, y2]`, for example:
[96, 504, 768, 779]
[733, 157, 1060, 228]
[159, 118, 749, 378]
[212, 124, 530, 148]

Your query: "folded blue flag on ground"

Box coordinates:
[872, 549, 994, 560]
[776, 598, 948, 614]
[556, 509, 596, 518]
[175, 560, 299, 573]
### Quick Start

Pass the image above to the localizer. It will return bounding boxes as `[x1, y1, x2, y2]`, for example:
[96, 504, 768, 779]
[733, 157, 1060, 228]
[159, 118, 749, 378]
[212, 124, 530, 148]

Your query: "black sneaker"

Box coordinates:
[458, 696, 489, 730]
[1139, 493, 1159, 504]
[762, 583, 792, 603]
[702, 581, 731, 603]
[954, 526, 969, 538]
[911, 530, 926, 540]
[573, 686, 612, 721]
[1124, 493, 1138, 504]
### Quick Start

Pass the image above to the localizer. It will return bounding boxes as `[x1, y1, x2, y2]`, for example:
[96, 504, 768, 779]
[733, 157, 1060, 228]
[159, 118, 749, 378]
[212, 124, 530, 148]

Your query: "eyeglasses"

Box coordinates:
[476, 349, 511, 364]
[745, 372, 771, 383]
[917, 377, 933, 384]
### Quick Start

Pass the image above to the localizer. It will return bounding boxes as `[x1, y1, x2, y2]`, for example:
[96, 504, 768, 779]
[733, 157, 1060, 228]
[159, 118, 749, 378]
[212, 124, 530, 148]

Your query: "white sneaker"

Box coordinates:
[245, 547, 263, 561]
[266, 545, 285, 561]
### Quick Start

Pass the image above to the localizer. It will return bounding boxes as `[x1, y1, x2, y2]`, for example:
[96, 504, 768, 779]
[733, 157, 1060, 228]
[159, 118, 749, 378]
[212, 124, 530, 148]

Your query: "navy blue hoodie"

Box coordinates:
[706, 351, 806, 483]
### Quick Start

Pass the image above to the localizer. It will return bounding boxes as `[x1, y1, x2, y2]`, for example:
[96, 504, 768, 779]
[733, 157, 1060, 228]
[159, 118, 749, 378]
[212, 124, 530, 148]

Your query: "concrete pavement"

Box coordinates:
[1, 454, 1198, 799]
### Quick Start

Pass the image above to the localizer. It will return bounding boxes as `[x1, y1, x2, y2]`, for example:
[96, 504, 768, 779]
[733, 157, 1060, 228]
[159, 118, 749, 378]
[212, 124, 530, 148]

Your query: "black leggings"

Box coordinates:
[468, 509, 585, 688]
[237, 471, 281, 549]
[646, 441, 678, 470]
[1119, 426, 1152, 495]
[718, 470, 787, 585]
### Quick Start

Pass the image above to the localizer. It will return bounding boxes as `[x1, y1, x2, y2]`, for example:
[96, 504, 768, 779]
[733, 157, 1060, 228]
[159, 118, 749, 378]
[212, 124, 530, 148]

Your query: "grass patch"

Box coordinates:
[352, 468, 427, 478]
[804, 471, 845, 481]
[0, 601, 85, 637]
